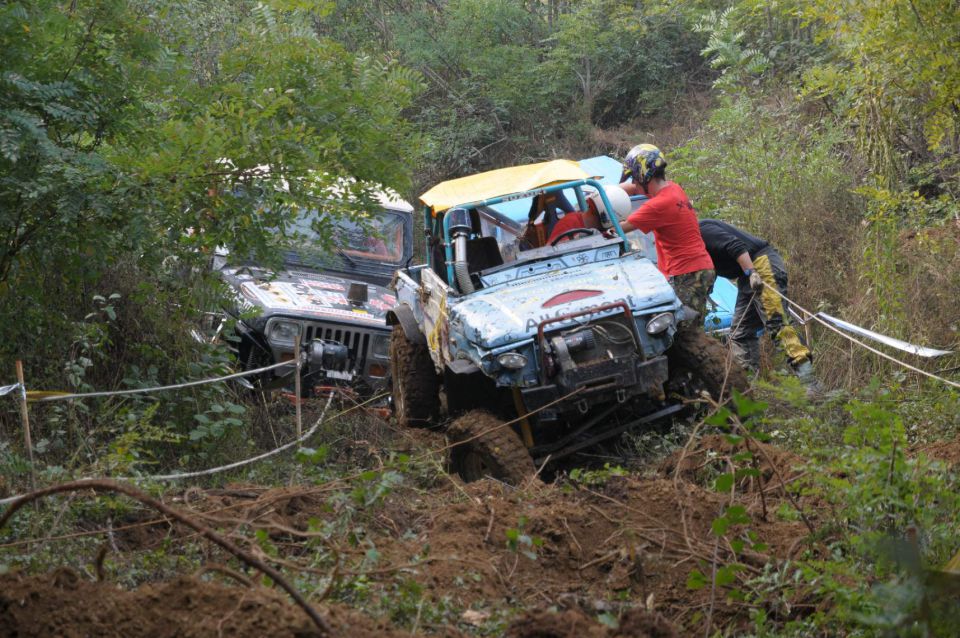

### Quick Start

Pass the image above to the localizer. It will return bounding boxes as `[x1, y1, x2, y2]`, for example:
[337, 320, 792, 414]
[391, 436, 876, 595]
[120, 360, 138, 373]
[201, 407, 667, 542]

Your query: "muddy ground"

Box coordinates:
[0, 417, 841, 637]
[0, 570, 683, 638]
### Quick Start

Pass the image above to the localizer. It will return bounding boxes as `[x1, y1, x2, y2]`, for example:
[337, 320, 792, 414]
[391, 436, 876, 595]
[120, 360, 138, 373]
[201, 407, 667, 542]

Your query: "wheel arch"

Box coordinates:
[386, 304, 426, 345]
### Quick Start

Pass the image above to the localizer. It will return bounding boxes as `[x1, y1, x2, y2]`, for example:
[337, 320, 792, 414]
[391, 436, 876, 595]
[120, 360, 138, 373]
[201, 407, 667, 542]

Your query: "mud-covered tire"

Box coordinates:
[448, 410, 536, 485]
[390, 325, 440, 428]
[667, 328, 749, 401]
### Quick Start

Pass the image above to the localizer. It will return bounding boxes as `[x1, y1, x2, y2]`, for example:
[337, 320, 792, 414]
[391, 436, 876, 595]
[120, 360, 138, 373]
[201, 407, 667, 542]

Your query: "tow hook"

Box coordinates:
[576, 398, 589, 414]
[616, 388, 627, 403]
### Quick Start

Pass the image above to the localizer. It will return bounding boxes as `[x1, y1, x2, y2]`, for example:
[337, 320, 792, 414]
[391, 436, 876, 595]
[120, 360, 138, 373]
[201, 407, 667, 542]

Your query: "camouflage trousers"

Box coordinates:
[668, 268, 716, 327]
[731, 249, 811, 370]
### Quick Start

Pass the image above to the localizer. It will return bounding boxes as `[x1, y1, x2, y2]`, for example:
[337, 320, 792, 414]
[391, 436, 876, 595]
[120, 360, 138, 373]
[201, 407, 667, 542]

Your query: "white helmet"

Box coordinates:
[586, 185, 632, 225]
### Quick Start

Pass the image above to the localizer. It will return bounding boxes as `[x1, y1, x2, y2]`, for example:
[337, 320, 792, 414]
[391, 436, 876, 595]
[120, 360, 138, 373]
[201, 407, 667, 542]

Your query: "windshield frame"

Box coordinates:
[425, 178, 630, 286]
[283, 205, 413, 269]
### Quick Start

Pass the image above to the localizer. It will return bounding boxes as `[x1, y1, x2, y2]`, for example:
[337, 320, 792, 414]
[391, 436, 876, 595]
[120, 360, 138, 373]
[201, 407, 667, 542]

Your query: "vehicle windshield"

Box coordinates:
[285, 208, 409, 265]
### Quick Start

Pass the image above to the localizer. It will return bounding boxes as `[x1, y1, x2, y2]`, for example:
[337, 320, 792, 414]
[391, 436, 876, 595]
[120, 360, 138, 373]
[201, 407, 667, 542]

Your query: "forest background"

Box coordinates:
[1, 1, 959, 636]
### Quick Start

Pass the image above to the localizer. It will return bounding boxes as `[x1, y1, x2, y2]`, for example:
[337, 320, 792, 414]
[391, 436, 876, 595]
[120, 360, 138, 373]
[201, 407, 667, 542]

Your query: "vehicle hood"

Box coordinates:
[450, 255, 678, 349]
[221, 266, 395, 327]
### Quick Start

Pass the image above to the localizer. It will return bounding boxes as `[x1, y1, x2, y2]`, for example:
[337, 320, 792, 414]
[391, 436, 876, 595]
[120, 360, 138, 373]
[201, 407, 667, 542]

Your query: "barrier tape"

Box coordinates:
[23, 360, 295, 403]
[0, 391, 388, 507]
[788, 310, 953, 358]
[0, 383, 21, 397]
[766, 283, 960, 391]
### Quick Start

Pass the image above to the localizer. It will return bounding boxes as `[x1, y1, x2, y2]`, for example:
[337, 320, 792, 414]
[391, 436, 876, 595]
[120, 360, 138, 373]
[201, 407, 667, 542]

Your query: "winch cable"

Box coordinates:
[762, 282, 960, 391]
[593, 320, 637, 346]
[27, 360, 296, 403]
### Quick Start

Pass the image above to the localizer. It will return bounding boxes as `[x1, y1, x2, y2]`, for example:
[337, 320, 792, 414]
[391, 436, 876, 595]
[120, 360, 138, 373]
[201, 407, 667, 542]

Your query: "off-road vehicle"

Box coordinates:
[210, 188, 415, 396]
[388, 160, 747, 483]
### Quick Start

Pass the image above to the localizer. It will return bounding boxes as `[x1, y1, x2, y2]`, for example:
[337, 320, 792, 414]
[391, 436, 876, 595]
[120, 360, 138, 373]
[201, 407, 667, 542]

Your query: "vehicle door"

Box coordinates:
[420, 267, 452, 370]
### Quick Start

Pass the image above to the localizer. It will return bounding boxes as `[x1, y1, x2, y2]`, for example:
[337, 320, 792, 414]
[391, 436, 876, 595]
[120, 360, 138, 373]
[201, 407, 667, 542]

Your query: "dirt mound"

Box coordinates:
[658, 434, 802, 494]
[616, 608, 680, 637]
[1, 430, 813, 637]
[504, 607, 678, 638]
[505, 609, 609, 638]
[914, 438, 960, 468]
[0, 571, 416, 638]
[362, 474, 807, 633]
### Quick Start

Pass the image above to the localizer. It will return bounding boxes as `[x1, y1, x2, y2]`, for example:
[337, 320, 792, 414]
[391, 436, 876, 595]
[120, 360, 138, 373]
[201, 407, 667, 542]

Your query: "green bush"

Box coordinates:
[672, 95, 857, 312]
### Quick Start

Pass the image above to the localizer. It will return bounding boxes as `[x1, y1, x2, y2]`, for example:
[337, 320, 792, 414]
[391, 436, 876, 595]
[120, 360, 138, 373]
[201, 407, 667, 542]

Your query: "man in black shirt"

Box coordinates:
[698, 219, 817, 389]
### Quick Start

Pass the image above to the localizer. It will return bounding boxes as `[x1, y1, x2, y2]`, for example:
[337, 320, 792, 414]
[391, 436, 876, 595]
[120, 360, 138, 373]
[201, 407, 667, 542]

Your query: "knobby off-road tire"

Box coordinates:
[389, 325, 440, 428]
[668, 328, 749, 401]
[448, 410, 536, 485]
[240, 339, 276, 391]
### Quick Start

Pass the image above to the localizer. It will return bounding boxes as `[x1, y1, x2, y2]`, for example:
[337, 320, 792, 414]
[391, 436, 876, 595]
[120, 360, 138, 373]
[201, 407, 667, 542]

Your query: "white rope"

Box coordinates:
[765, 283, 960, 391]
[30, 360, 295, 403]
[140, 392, 335, 481]
[0, 391, 357, 506]
[0, 383, 21, 397]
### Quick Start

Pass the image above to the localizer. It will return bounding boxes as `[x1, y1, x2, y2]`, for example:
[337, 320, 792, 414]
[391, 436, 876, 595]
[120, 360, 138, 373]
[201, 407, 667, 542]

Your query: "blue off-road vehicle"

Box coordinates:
[388, 161, 747, 483]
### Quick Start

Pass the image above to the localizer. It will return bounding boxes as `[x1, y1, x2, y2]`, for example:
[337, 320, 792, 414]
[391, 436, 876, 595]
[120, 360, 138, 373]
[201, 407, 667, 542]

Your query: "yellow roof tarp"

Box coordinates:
[419, 159, 591, 214]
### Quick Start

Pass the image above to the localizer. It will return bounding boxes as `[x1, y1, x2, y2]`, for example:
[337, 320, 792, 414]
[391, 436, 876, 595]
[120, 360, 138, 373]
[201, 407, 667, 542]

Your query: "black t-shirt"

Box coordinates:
[698, 219, 769, 279]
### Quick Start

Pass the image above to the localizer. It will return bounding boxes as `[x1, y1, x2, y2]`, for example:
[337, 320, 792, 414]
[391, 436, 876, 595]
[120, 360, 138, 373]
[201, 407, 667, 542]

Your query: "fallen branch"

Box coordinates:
[94, 545, 110, 582]
[579, 549, 620, 571]
[733, 425, 817, 537]
[194, 563, 255, 588]
[483, 502, 496, 544]
[0, 480, 332, 636]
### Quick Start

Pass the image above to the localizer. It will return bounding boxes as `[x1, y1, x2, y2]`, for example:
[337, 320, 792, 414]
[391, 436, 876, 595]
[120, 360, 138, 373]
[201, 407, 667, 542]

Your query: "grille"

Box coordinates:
[303, 323, 376, 370]
[548, 316, 639, 364]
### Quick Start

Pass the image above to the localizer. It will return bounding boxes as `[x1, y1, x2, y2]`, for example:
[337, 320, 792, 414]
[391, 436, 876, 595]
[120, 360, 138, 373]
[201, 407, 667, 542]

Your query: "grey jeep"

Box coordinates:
[211, 190, 415, 396]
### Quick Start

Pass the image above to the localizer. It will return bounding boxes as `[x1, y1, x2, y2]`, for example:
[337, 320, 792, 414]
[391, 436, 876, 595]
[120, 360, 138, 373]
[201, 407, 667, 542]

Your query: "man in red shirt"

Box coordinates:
[617, 144, 716, 324]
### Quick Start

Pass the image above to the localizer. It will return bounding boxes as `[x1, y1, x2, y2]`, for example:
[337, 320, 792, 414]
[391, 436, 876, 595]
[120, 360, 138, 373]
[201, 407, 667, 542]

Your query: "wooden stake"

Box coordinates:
[15, 360, 36, 490]
[293, 335, 303, 449]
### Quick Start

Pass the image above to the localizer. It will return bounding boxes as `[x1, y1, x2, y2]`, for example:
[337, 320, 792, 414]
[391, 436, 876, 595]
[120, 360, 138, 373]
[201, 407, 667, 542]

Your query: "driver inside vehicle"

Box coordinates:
[546, 185, 633, 245]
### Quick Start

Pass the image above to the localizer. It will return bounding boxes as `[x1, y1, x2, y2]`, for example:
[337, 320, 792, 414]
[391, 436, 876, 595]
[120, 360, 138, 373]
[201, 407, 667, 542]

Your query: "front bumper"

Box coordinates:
[256, 320, 391, 394]
[521, 354, 669, 418]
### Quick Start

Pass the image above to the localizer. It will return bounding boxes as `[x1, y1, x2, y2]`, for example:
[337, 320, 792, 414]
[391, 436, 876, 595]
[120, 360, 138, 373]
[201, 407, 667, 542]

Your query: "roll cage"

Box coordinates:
[424, 178, 631, 290]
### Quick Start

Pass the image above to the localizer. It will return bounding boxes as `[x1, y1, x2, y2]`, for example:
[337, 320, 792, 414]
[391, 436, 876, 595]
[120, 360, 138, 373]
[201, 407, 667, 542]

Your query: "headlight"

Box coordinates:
[267, 319, 301, 346]
[370, 334, 390, 360]
[497, 352, 528, 370]
[646, 312, 674, 335]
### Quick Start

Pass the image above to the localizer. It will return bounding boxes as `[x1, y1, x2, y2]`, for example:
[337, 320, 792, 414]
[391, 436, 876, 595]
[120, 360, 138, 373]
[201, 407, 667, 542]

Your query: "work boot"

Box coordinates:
[730, 339, 761, 373]
[794, 360, 823, 399]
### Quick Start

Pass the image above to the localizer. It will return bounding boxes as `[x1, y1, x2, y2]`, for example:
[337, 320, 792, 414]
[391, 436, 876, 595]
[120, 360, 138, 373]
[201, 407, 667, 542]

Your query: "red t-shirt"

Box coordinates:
[626, 182, 713, 276]
[546, 211, 588, 245]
